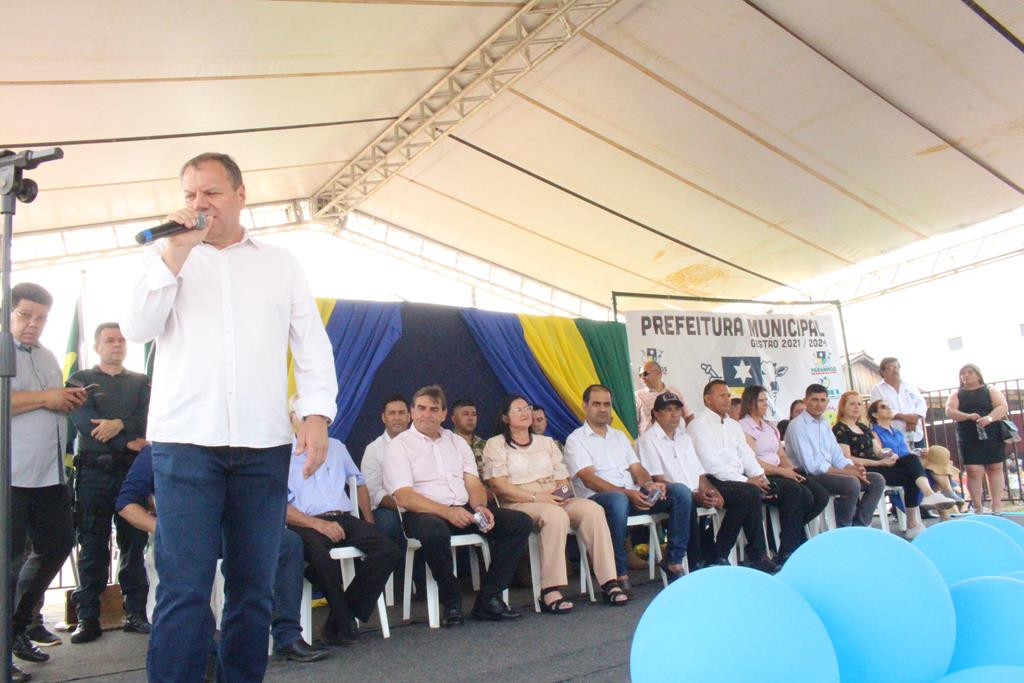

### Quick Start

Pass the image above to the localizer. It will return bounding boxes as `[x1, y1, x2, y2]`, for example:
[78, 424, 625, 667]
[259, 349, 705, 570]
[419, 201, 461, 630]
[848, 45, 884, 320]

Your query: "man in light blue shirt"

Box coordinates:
[785, 384, 884, 527]
[286, 424, 400, 647]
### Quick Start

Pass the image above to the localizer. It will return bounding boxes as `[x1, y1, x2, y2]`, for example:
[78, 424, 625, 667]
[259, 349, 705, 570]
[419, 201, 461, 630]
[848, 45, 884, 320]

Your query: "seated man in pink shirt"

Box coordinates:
[383, 385, 532, 628]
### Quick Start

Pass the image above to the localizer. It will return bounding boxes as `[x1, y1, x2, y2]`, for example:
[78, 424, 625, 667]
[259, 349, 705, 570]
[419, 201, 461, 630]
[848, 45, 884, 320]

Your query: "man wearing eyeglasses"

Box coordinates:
[9, 282, 86, 681]
[635, 361, 694, 433]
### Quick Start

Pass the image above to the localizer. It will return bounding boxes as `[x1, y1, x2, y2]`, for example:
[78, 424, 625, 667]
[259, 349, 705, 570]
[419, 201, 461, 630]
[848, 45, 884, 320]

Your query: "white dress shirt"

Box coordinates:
[869, 380, 927, 442]
[563, 422, 639, 499]
[686, 409, 764, 483]
[382, 426, 477, 506]
[636, 422, 705, 489]
[121, 233, 338, 448]
[360, 431, 393, 508]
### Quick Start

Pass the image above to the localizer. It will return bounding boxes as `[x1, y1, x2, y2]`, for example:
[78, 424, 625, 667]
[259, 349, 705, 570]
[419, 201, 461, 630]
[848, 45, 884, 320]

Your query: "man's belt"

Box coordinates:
[75, 451, 137, 472]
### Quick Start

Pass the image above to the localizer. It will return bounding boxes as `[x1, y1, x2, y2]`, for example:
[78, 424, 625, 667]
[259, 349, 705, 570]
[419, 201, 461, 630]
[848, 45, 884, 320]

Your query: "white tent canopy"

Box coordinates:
[4, 0, 1022, 307]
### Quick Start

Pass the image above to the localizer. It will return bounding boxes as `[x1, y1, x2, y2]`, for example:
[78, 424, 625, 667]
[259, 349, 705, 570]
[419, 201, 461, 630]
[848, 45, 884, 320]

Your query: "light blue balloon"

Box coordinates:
[778, 527, 954, 683]
[937, 665, 1024, 682]
[947, 577, 1024, 672]
[630, 566, 838, 683]
[912, 520, 1024, 586]
[960, 515, 1024, 552]
[1004, 570, 1024, 582]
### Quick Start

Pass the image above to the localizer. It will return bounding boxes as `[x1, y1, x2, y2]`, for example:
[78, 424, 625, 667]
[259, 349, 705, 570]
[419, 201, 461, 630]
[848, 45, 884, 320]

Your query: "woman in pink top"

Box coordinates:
[738, 386, 829, 563]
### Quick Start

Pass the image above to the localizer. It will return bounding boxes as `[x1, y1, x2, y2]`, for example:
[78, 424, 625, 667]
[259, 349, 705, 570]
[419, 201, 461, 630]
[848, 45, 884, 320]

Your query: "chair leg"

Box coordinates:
[385, 573, 394, 607]
[896, 494, 908, 531]
[769, 507, 782, 554]
[377, 593, 390, 639]
[823, 497, 837, 531]
[300, 579, 313, 645]
[528, 533, 542, 613]
[877, 493, 891, 533]
[469, 548, 481, 592]
[340, 558, 355, 588]
[425, 565, 439, 629]
[403, 548, 416, 622]
[647, 523, 657, 581]
[575, 535, 595, 602]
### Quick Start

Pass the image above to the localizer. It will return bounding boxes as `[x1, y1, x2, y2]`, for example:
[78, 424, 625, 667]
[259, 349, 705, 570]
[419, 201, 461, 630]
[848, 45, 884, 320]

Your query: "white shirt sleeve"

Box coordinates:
[286, 254, 339, 423]
[563, 430, 592, 477]
[361, 438, 386, 508]
[120, 245, 180, 343]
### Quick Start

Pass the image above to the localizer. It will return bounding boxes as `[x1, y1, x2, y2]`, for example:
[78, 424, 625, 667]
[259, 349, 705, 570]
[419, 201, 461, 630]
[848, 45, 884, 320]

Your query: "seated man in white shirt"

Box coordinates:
[638, 391, 749, 571]
[360, 395, 422, 591]
[869, 357, 927, 449]
[786, 384, 885, 528]
[564, 384, 692, 586]
[286, 409, 401, 647]
[383, 385, 532, 628]
[686, 382, 779, 573]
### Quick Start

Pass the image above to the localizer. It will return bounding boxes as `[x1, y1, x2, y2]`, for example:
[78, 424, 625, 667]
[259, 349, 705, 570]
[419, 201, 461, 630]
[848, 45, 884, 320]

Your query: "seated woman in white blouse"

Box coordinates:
[482, 395, 627, 612]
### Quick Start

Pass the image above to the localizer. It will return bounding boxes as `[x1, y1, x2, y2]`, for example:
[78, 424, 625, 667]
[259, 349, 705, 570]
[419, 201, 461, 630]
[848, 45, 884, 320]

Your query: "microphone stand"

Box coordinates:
[0, 147, 62, 683]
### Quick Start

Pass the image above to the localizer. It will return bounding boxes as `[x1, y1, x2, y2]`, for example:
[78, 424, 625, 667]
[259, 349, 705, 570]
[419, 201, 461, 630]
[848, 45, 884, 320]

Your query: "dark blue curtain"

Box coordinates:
[345, 304, 507, 464]
[324, 301, 403, 442]
[460, 309, 579, 444]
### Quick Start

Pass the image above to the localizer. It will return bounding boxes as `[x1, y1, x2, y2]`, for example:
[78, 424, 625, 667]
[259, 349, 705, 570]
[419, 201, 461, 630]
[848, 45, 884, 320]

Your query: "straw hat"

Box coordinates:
[922, 445, 960, 478]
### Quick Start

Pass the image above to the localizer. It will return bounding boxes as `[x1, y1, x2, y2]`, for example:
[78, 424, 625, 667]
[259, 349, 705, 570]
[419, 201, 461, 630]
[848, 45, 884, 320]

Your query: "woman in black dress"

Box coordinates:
[945, 364, 1009, 513]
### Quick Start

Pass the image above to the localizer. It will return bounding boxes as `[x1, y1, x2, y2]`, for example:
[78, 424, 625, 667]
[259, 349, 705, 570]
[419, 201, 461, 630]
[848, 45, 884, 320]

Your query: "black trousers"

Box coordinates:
[867, 455, 927, 508]
[402, 505, 531, 604]
[11, 485, 74, 635]
[72, 466, 150, 620]
[766, 475, 830, 556]
[702, 478, 767, 561]
[289, 513, 400, 627]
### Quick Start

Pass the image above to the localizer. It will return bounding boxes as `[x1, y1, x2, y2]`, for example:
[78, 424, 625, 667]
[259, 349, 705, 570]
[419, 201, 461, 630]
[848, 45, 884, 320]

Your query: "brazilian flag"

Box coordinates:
[63, 296, 84, 464]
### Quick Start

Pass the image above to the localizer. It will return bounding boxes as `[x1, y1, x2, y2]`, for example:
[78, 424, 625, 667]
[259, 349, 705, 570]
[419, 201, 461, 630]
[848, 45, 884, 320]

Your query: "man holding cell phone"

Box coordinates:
[66, 322, 152, 644]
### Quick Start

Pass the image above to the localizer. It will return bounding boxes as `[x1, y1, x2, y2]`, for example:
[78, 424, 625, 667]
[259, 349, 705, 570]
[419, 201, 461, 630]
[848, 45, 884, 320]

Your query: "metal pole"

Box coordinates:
[611, 292, 618, 320]
[834, 300, 855, 390]
[1, 184, 16, 683]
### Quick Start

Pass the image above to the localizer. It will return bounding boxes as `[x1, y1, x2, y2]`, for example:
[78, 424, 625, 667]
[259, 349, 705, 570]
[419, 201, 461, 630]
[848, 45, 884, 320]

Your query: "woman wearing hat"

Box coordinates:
[922, 446, 966, 517]
[945, 364, 1009, 513]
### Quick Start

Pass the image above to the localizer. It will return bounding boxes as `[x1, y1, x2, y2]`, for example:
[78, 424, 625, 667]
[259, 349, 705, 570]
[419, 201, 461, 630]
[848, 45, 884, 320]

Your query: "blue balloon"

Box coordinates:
[937, 665, 1024, 682]
[778, 527, 955, 683]
[1004, 570, 1024, 582]
[960, 515, 1024, 552]
[630, 566, 838, 682]
[912, 520, 1024, 586]
[947, 577, 1024, 672]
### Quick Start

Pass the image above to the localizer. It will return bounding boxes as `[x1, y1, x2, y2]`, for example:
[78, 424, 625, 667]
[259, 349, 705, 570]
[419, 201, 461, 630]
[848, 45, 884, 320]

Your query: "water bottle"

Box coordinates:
[977, 421, 988, 440]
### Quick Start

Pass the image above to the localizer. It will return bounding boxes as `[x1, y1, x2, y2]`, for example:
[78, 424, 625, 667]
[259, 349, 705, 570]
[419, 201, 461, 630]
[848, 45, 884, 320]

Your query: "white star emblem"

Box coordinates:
[733, 360, 753, 383]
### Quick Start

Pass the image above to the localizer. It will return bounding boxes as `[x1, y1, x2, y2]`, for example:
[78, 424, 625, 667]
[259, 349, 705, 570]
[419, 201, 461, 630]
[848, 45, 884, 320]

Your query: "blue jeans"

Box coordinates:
[591, 483, 692, 576]
[271, 528, 305, 651]
[148, 443, 290, 683]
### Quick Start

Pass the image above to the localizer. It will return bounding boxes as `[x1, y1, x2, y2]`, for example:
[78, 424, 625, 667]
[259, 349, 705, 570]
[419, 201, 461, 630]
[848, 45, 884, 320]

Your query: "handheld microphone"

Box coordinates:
[134, 213, 207, 245]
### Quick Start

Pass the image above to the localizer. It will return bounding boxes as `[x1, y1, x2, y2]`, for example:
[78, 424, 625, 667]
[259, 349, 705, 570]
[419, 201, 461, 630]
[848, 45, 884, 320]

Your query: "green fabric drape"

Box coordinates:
[574, 319, 638, 438]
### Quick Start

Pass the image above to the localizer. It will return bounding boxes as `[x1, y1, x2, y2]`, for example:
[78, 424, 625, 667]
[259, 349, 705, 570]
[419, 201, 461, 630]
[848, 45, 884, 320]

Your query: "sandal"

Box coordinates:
[539, 587, 574, 614]
[600, 580, 629, 606]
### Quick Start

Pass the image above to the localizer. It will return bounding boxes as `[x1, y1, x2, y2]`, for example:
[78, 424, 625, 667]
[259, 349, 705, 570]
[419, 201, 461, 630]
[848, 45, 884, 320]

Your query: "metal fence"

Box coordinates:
[922, 377, 1024, 504]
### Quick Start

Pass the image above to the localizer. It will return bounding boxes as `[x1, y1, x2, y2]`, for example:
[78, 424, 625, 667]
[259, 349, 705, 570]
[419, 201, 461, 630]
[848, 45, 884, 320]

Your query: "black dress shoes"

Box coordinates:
[471, 595, 521, 622]
[123, 612, 152, 634]
[321, 617, 359, 646]
[275, 639, 330, 663]
[70, 619, 103, 644]
[745, 555, 781, 575]
[13, 632, 49, 662]
[441, 600, 464, 628]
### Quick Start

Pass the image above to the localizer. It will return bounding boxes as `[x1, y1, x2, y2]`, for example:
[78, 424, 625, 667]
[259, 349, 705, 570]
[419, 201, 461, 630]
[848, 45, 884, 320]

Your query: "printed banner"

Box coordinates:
[624, 310, 847, 422]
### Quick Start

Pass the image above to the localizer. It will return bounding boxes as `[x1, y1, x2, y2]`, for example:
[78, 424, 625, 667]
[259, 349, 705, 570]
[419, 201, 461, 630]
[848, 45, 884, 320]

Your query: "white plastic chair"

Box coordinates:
[325, 475, 391, 638]
[402, 532, 495, 628]
[526, 527, 597, 613]
[626, 512, 670, 585]
[877, 486, 908, 533]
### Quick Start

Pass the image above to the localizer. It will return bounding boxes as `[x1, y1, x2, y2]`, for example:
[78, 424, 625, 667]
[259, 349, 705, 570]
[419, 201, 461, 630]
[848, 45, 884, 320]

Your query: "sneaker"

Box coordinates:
[904, 524, 926, 540]
[12, 632, 48, 662]
[920, 492, 957, 510]
[26, 623, 61, 647]
[11, 662, 32, 683]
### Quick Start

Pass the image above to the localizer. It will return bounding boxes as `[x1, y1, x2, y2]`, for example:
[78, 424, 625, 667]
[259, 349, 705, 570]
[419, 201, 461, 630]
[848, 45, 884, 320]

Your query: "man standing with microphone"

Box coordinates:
[121, 153, 337, 682]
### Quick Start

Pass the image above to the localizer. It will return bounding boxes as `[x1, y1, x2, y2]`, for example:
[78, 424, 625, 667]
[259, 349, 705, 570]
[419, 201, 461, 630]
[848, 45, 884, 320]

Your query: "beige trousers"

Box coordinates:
[505, 497, 617, 589]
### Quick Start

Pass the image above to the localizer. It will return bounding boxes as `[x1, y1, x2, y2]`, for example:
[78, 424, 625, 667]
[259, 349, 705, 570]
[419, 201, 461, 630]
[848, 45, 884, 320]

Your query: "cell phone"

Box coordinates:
[81, 383, 100, 392]
[641, 485, 662, 506]
[552, 484, 574, 499]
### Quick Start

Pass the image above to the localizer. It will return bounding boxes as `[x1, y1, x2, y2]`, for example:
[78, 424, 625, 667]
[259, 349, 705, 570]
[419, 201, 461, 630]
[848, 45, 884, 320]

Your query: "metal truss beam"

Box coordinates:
[310, 0, 619, 222]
